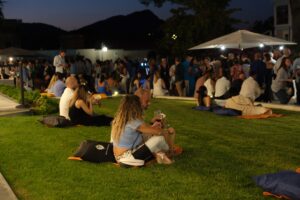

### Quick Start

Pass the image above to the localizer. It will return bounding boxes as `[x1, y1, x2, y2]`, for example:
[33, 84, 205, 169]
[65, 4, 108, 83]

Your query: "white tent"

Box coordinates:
[189, 30, 297, 50]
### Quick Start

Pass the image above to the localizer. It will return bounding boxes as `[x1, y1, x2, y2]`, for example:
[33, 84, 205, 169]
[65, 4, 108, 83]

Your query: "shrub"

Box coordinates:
[31, 96, 59, 115]
[0, 84, 58, 115]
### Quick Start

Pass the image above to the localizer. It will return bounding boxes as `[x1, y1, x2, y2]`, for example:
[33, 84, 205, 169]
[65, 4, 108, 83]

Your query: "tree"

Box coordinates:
[140, 0, 240, 55]
[0, 0, 4, 19]
[290, 0, 300, 44]
[251, 16, 274, 35]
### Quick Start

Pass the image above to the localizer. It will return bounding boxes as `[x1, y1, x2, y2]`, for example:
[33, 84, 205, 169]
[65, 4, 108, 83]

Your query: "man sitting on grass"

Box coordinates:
[59, 76, 78, 120]
[134, 88, 181, 160]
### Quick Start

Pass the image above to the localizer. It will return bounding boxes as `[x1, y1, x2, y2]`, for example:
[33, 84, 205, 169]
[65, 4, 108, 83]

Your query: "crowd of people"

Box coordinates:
[1, 48, 299, 166]
[1, 48, 299, 106]
[58, 74, 177, 166]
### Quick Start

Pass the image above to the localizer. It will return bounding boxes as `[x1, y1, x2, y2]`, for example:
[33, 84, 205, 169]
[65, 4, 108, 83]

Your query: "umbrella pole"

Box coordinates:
[17, 62, 25, 107]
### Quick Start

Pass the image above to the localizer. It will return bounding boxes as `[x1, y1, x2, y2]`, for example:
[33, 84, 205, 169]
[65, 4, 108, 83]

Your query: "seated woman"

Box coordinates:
[96, 75, 112, 96]
[111, 95, 175, 166]
[153, 71, 168, 97]
[45, 74, 58, 94]
[271, 57, 294, 104]
[69, 85, 113, 126]
[197, 86, 212, 108]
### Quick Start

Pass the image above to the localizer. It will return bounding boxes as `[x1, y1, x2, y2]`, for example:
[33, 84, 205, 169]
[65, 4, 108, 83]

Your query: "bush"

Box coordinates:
[0, 84, 59, 115]
[31, 96, 59, 115]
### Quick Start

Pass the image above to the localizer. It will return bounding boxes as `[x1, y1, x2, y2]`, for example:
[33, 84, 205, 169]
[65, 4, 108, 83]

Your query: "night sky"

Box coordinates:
[3, 0, 274, 31]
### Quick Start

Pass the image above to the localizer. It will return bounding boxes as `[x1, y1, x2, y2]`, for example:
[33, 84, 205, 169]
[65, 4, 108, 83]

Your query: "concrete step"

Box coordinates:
[0, 173, 18, 200]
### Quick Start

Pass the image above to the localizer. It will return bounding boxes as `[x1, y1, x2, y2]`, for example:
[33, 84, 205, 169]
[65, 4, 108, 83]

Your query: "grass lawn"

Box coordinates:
[0, 97, 300, 200]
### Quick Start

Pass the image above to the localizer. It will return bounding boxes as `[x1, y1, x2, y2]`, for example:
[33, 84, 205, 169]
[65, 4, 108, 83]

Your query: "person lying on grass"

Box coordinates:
[111, 95, 176, 166]
[69, 85, 113, 126]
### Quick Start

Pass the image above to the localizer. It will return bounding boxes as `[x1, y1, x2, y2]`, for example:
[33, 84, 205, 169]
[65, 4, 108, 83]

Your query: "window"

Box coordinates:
[276, 5, 289, 25]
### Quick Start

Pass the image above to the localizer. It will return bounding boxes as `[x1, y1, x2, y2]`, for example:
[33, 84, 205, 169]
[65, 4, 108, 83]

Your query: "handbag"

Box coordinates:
[70, 140, 116, 163]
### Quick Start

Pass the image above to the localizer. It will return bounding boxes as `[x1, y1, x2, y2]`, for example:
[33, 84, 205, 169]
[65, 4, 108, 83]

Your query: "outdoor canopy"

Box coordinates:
[189, 30, 297, 50]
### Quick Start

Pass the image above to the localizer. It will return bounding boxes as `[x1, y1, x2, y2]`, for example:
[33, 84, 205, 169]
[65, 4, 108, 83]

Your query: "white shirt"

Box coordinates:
[273, 55, 286, 75]
[215, 77, 231, 98]
[53, 55, 65, 73]
[240, 76, 262, 102]
[59, 88, 74, 120]
[204, 78, 215, 97]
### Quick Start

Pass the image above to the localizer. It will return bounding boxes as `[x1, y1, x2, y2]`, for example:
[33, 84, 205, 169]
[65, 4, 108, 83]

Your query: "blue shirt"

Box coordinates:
[182, 60, 190, 80]
[250, 60, 266, 87]
[53, 80, 66, 97]
[114, 119, 144, 149]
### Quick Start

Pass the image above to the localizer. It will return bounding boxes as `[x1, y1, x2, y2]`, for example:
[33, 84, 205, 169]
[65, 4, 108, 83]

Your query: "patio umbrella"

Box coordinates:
[189, 30, 297, 50]
[0, 47, 46, 57]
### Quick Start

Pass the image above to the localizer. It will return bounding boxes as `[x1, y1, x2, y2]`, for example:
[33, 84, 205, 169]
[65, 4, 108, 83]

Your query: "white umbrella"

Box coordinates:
[189, 30, 297, 50]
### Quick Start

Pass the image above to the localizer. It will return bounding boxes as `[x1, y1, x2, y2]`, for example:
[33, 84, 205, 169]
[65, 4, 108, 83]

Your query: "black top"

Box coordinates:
[69, 104, 91, 125]
[69, 104, 113, 127]
[175, 64, 184, 82]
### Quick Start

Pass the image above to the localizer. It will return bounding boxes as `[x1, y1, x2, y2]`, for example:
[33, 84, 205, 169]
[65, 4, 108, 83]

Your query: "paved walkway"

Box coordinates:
[0, 173, 18, 200]
[155, 96, 300, 112]
[0, 94, 19, 111]
[0, 94, 29, 117]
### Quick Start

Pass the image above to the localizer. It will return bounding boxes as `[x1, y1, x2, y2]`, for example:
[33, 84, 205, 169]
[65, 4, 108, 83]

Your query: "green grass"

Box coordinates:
[0, 97, 300, 200]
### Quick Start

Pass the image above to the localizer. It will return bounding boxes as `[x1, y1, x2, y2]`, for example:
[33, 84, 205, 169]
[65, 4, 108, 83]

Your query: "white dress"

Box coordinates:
[153, 79, 167, 96]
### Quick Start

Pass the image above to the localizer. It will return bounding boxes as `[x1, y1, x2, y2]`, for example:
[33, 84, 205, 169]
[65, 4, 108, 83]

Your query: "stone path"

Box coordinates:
[0, 93, 29, 117]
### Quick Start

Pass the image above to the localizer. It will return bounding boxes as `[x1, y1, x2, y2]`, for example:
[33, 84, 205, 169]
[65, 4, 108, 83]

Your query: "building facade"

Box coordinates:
[274, 0, 293, 41]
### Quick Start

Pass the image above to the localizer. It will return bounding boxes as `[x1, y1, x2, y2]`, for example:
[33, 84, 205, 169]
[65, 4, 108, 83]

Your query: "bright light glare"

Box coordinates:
[259, 43, 264, 48]
[220, 46, 226, 51]
[113, 91, 119, 96]
[279, 46, 284, 51]
[172, 34, 178, 40]
[102, 46, 108, 52]
[9, 57, 14, 62]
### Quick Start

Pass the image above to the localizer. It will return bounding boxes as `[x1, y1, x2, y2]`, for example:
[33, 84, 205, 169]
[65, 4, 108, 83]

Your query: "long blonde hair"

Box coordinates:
[153, 71, 160, 83]
[47, 74, 58, 90]
[111, 95, 144, 143]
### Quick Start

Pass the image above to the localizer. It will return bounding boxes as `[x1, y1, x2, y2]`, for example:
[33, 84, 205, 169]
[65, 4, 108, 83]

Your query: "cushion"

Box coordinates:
[41, 93, 55, 98]
[213, 107, 241, 116]
[93, 93, 108, 100]
[39, 115, 73, 128]
[254, 170, 300, 200]
[238, 114, 283, 119]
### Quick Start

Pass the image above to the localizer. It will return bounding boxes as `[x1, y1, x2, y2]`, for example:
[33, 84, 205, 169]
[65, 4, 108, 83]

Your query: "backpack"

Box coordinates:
[70, 140, 116, 163]
[39, 115, 73, 128]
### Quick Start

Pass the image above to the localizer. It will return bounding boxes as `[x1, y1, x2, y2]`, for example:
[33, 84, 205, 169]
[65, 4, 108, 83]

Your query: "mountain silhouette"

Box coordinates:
[70, 9, 164, 49]
[4, 10, 164, 50]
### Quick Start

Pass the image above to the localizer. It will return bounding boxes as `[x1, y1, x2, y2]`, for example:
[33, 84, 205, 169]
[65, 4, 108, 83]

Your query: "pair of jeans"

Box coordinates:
[275, 89, 291, 104]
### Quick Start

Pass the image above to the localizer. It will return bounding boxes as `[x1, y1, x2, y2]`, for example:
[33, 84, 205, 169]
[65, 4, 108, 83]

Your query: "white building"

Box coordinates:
[274, 0, 293, 41]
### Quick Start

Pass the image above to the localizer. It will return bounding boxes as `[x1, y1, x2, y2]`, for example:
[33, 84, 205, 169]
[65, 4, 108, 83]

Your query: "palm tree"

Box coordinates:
[290, 0, 300, 43]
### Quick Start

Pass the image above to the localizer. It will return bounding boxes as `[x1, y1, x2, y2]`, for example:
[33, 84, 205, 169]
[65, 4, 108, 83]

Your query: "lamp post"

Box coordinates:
[18, 61, 25, 107]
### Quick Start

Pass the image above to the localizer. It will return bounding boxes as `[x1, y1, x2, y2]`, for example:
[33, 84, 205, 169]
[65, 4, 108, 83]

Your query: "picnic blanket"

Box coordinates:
[238, 113, 284, 119]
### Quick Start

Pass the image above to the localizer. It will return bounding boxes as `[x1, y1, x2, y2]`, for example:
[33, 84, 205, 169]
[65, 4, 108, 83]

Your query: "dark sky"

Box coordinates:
[3, 0, 274, 31]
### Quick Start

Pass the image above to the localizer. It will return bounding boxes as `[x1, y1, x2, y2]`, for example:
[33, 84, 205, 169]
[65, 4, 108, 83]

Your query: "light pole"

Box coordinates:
[17, 61, 25, 107]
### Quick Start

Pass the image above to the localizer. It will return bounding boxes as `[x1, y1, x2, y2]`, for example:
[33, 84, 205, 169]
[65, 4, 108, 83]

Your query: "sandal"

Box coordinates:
[156, 152, 173, 165]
